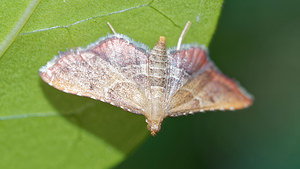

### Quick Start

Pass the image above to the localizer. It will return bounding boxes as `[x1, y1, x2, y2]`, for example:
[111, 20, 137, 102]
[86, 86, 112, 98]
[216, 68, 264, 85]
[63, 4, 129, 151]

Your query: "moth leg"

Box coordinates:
[107, 22, 117, 34]
[176, 21, 192, 50]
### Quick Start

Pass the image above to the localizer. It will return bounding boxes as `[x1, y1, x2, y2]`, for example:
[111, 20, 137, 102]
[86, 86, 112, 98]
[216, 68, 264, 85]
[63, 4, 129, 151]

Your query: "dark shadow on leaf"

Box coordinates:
[40, 79, 148, 153]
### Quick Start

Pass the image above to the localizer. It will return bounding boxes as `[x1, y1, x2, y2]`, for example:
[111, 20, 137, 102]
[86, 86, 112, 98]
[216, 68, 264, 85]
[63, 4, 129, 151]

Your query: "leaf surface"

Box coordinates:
[0, 0, 223, 168]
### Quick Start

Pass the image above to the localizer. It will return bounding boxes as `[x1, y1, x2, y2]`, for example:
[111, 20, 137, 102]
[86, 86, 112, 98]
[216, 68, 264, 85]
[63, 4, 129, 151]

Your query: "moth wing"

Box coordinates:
[165, 46, 210, 107]
[91, 34, 150, 96]
[39, 34, 149, 114]
[167, 46, 253, 116]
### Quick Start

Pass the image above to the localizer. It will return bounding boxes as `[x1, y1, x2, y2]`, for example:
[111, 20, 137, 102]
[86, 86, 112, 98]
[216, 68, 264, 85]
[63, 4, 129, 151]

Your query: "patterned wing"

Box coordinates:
[165, 45, 209, 108]
[39, 34, 149, 114]
[167, 46, 253, 116]
[91, 34, 150, 95]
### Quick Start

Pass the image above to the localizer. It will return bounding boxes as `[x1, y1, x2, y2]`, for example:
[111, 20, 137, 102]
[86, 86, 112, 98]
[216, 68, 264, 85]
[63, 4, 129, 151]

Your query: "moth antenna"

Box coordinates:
[107, 22, 117, 34]
[176, 21, 191, 50]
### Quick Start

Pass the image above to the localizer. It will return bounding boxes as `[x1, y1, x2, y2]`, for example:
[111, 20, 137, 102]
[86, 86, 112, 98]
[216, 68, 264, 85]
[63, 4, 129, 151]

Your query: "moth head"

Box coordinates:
[146, 120, 162, 136]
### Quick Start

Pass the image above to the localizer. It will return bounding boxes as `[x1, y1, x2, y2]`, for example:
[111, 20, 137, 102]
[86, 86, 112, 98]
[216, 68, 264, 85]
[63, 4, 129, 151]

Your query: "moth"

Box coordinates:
[39, 22, 253, 135]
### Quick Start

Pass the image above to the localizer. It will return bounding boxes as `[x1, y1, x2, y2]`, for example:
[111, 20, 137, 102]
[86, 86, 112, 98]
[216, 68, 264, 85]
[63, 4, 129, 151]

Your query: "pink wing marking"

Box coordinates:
[165, 46, 209, 106]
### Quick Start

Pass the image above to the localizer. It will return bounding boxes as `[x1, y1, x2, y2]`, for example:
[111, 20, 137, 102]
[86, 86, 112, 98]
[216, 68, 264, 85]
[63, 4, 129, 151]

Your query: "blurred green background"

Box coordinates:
[116, 0, 300, 168]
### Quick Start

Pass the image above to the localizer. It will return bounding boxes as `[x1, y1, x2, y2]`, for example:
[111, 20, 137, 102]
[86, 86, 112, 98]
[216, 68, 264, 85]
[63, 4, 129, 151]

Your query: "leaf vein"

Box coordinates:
[0, 102, 95, 121]
[0, 0, 42, 59]
[148, 5, 181, 29]
[19, 3, 150, 36]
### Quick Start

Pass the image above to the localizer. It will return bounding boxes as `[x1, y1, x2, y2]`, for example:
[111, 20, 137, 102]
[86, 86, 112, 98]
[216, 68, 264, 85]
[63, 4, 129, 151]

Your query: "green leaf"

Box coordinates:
[0, 0, 223, 168]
